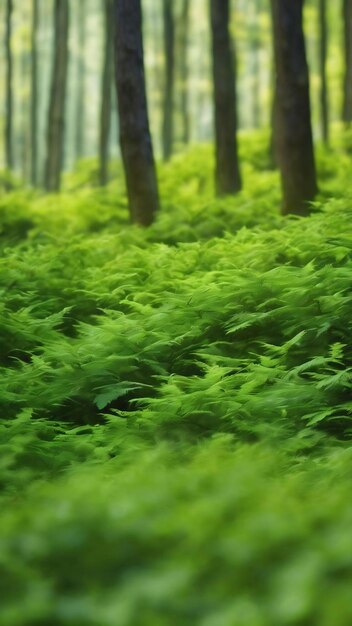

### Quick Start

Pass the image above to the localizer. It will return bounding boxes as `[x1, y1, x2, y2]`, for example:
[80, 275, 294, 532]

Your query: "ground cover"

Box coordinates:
[1, 132, 352, 625]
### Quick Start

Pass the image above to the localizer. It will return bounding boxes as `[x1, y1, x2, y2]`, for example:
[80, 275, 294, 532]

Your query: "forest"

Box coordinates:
[1, 0, 352, 624]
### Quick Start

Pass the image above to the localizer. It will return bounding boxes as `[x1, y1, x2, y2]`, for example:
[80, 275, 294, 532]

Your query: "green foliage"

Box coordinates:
[1, 133, 352, 624]
[2, 439, 352, 626]
[0, 410, 107, 494]
[1, 191, 351, 437]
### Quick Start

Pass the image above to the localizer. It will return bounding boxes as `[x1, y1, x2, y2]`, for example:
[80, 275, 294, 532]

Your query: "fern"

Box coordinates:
[1, 132, 352, 625]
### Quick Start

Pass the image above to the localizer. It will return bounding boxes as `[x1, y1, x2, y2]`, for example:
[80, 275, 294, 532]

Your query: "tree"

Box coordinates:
[319, 0, 329, 143]
[178, 0, 190, 145]
[269, 89, 278, 169]
[30, 0, 39, 185]
[269, 35, 278, 169]
[99, 0, 113, 186]
[271, 0, 317, 215]
[5, 0, 13, 171]
[343, 0, 352, 124]
[45, 0, 69, 192]
[210, 0, 241, 196]
[114, 0, 159, 226]
[249, 0, 261, 129]
[75, 0, 86, 160]
[162, 0, 175, 161]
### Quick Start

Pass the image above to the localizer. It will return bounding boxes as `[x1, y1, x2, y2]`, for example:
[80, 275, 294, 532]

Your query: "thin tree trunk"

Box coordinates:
[210, 0, 242, 195]
[162, 0, 175, 161]
[343, 0, 352, 124]
[252, 51, 260, 129]
[319, 0, 329, 143]
[179, 0, 190, 145]
[75, 0, 86, 160]
[251, 0, 261, 128]
[31, 0, 39, 185]
[114, 0, 159, 226]
[5, 0, 13, 171]
[45, 0, 69, 192]
[20, 25, 31, 182]
[271, 0, 317, 215]
[99, 0, 113, 186]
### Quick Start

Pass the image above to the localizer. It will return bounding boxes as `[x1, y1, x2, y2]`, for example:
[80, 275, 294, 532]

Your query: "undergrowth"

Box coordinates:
[1, 131, 352, 625]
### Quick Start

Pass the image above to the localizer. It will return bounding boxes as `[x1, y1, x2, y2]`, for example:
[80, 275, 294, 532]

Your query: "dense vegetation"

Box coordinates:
[1, 131, 352, 624]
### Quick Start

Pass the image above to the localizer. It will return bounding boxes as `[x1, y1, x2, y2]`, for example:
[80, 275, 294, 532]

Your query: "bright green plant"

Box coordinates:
[1, 131, 352, 626]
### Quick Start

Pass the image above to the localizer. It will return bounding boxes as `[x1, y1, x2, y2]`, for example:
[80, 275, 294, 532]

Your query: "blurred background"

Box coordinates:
[0, 0, 346, 180]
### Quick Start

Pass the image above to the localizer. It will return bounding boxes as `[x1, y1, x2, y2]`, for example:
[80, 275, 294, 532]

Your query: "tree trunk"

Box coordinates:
[30, 0, 39, 185]
[45, 0, 69, 192]
[271, 0, 317, 215]
[343, 0, 352, 124]
[269, 88, 278, 169]
[162, 0, 175, 161]
[75, 0, 86, 160]
[114, 0, 159, 226]
[5, 0, 13, 171]
[250, 0, 261, 129]
[99, 0, 113, 186]
[210, 0, 242, 196]
[179, 0, 190, 145]
[268, 39, 278, 169]
[20, 25, 31, 182]
[319, 0, 329, 143]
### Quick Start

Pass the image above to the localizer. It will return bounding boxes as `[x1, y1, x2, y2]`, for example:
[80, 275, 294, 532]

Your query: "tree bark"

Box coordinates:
[75, 0, 86, 160]
[210, 0, 242, 196]
[319, 0, 329, 143]
[179, 0, 190, 145]
[269, 37, 278, 169]
[30, 0, 39, 185]
[99, 0, 113, 186]
[45, 0, 69, 192]
[114, 0, 159, 226]
[20, 24, 31, 181]
[271, 0, 317, 215]
[343, 0, 352, 124]
[162, 0, 175, 161]
[269, 88, 278, 169]
[250, 0, 261, 129]
[5, 0, 13, 171]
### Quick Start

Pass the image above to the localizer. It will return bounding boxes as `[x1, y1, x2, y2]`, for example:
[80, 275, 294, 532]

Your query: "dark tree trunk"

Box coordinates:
[162, 0, 175, 161]
[5, 0, 13, 171]
[45, 0, 69, 192]
[343, 0, 352, 124]
[319, 0, 329, 143]
[271, 0, 317, 215]
[31, 0, 39, 185]
[179, 0, 190, 145]
[210, 0, 242, 195]
[75, 0, 86, 160]
[114, 0, 159, 226]
[269, 42, 278, 169]
[269, 88, 278, 169]
[99, 0, 113, 186]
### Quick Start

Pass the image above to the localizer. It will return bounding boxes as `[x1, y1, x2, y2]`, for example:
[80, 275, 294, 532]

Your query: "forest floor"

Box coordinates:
[1, 130, 352, 625]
